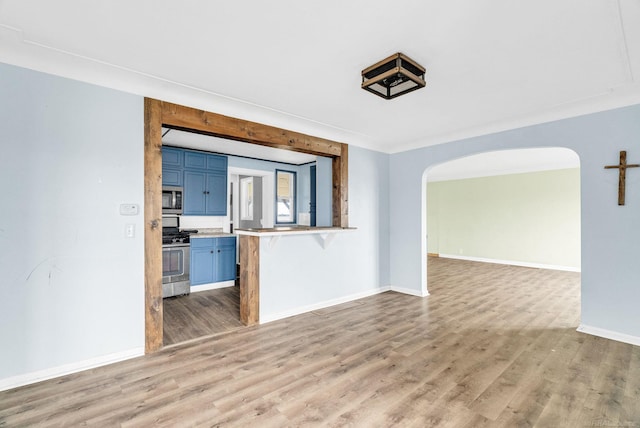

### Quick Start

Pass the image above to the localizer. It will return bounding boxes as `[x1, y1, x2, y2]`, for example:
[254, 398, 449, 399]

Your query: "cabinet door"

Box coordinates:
[206, 172, 227, 216]
[190, 247, 214, 286]
[162, 167, 182, 186]
[191, 239, 215, 286]
[207, 154, 227, 171]
[162, 147, 184, 186]
[184, 151, 207, 169]
[214, 237, 237, 282]
[183, 170, 207, 215]
[162, 147, 183, 167]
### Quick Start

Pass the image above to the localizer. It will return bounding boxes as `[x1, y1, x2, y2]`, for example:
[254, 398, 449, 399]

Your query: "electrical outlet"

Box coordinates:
[125, 224, 135, 238]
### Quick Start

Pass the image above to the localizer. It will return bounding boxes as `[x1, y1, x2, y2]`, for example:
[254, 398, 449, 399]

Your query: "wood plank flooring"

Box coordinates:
[163, 285, 244, 346]
[2, 257, 640, 427]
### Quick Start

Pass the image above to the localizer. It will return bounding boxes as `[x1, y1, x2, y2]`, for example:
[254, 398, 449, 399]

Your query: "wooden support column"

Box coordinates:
[144, 98, 164, 353]
[239, 235, 260, 326]
[333, 144, 349, 227]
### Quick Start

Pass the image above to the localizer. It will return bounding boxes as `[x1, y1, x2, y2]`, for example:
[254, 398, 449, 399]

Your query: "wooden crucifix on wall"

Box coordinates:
[604, 150, 639, 205]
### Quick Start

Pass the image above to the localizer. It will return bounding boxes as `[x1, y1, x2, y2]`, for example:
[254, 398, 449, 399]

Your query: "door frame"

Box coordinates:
[144, 98, 349, 352]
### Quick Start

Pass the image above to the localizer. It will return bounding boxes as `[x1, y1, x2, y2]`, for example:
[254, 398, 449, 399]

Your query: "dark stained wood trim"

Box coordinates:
[144, 99, 349, 352]
[332, 144, 349, 227]
[161, 101, 342, 157]
[144, 98, 164, 353]
[239, 235, 260, 326]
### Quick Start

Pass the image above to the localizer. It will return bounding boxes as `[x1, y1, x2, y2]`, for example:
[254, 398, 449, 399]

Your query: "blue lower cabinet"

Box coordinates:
[190, 237, 237, 286]
[214, 237, 237, 282]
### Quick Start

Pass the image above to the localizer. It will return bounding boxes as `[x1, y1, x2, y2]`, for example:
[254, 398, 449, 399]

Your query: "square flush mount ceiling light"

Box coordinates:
[361, 52, 426, 100]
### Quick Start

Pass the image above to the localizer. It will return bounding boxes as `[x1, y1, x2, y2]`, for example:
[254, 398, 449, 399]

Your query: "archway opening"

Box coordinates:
[422, 147, 581, 297]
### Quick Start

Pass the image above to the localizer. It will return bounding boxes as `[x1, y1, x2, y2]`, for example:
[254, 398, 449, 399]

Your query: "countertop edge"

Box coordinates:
[234, 227, 357, 237]
[189, 233, 235, 238]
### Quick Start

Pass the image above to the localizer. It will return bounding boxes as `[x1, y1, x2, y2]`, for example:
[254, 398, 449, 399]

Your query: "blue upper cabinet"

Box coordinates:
[183, 170, 208, 214]
[162, 147, 183, 167]
[181, 151, 228, 216]
[184, 151, 207, 169]
[162, 147, 184, 186]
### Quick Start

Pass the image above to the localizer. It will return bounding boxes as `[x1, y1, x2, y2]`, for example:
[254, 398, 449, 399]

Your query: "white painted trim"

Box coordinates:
[260, 287, 392, 324]
[577, 324, 640, 347]
[390, 285, 429, 297]
[438, 254, 581, 272]
[0, 347, 144, 392]
[191, 280, 235, 293]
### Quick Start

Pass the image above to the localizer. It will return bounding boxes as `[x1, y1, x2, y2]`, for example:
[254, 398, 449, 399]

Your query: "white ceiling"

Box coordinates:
[1, 1, 640, 154]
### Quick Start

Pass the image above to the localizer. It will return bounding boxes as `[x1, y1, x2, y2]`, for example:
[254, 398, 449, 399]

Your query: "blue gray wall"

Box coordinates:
[228, 156, 332, 225]
[259, 145, 391, 320]
[0, 62, 145, 386]
[390, 104, 640, 340]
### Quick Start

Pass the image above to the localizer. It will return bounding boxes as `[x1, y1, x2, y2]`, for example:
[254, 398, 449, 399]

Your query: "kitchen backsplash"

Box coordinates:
[179, 215, 229, 233]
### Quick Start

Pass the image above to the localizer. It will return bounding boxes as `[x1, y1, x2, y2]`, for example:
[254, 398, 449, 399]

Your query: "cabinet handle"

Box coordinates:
[210, 250, 214, 254]
[218, 249, 221, 253]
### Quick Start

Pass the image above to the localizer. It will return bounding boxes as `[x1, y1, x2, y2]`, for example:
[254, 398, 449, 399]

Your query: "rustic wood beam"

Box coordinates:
[144, 98, 164, 353]
[161, 101, 342, 157]
[333, 144, 349, 227]
[239, 235, 260, 326]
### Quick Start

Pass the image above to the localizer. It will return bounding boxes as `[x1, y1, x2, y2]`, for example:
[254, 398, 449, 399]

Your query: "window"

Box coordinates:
[276, 169, 296, 224]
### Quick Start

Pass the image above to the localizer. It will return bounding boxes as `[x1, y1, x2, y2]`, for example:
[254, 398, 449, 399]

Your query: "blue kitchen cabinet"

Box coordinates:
[213, 236, 237, 282]
[190, 239, 215, 286]
[183, 170, 207, 214]
[190, 237, 237, 286]
[162, 147, 183, 186]
[205, 172, 227, 215]
[182, 152, 228, 216]
[162, 147, 183, 167]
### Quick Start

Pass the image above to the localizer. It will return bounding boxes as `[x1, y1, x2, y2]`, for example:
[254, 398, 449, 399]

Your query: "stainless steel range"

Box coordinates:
[162, 216, 195, 298]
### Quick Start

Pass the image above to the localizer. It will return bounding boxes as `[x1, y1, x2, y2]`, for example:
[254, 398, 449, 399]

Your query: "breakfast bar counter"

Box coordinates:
[235, 226, 357, 326]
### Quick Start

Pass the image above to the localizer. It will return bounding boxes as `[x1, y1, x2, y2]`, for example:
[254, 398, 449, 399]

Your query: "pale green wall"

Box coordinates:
[427, 168, 580, 269]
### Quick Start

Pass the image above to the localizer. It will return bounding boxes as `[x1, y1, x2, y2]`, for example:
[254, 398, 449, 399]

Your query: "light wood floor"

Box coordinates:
[2, 258, 640, 427]
[163, 285, 243, 346]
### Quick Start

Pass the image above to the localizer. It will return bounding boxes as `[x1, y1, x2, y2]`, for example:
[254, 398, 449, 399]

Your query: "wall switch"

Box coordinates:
[125, 224, 135, 238]
[120, 204, 139, 216]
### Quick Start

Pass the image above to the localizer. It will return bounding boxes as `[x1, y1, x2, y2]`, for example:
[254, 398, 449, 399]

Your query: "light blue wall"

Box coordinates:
[316, 156, 333, 227]
[0, 63, 145, 384]
[228, 156, 331, 225]
[259, 146, 391, 319]
[390, 104, 640, 339]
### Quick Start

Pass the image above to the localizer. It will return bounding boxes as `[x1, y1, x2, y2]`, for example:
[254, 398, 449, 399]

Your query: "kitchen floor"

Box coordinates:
[163, 285, 244, 346]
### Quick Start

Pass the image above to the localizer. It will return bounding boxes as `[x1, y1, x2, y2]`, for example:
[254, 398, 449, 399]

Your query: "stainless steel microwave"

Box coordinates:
[162, 186, 183, 215]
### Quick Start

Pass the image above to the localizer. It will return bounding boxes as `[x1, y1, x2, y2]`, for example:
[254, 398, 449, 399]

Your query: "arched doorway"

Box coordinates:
[422, 147, 581, 294]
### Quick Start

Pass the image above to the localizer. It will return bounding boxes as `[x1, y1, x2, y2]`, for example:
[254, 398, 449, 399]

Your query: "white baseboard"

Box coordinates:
[390, 285, 429, 297]
[439, 254, 581, 272]
[0, 347, 144, 392]
[577, 324, 640, 347]
[260, 287, 392, 324]
[191, 280, 235, 293]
